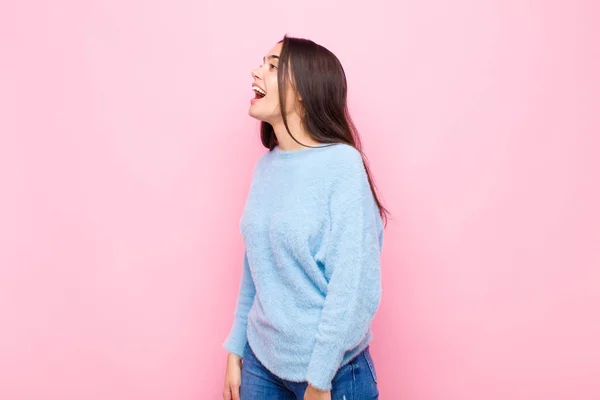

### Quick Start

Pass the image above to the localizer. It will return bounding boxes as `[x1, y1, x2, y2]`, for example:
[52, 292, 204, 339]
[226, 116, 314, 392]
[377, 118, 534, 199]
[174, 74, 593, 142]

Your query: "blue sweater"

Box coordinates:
[222, 143, 384, 391]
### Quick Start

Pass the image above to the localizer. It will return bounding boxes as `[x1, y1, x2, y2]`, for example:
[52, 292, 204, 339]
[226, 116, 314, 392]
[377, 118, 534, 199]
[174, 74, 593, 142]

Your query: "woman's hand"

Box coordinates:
[222, 353, 242, 400]
[304, 384, 331, 400]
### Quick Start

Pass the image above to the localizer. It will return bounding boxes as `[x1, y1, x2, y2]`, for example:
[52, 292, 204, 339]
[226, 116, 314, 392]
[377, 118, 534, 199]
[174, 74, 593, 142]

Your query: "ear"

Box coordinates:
[293, 86, 302, 103]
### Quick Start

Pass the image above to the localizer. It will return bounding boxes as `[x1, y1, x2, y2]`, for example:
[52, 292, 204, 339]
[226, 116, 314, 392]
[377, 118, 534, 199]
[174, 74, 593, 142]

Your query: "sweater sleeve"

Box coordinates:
[222, 250, 256, 358]
[305, 150, 383, 391]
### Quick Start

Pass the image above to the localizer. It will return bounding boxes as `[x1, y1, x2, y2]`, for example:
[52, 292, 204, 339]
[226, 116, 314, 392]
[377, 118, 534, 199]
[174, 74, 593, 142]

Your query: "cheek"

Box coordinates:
[263, 77, 298, 114]
[265, 77, 278, 101]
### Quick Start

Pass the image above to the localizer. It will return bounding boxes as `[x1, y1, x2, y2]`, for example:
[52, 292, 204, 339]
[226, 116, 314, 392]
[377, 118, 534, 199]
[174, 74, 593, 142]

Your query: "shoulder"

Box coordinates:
[329, 144, 366, 173]
[327, 143, 362, 162]
[244, 150, 273, 186]
[321, 144, 371, 196]
[253, 148, 274, 171]
[323, 144, 365, 175]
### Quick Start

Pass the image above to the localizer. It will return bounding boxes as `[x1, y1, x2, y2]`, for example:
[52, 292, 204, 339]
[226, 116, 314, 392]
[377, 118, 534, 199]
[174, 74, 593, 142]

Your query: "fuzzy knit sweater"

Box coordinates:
[222, 142, 384, 391]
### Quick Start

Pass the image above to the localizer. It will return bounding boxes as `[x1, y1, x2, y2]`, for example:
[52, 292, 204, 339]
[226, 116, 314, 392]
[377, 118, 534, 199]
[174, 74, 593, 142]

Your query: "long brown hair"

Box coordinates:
[260, 35, 389, 225]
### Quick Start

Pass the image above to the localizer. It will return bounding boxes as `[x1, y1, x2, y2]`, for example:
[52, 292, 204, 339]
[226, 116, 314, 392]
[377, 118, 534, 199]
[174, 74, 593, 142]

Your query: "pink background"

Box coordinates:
[1, 0, 599, 399]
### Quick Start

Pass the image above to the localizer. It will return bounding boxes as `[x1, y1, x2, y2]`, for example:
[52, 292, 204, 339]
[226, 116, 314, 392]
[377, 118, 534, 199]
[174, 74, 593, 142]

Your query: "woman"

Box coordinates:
[222, 35, 388, 400]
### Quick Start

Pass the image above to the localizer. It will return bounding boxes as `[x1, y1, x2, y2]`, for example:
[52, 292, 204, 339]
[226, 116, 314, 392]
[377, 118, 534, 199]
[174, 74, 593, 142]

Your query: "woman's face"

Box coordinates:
[249, 42, 300, 124]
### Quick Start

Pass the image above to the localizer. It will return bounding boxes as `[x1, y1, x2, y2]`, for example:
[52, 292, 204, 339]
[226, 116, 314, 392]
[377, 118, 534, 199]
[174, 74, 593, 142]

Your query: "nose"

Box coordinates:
[251, 66, 261, 80]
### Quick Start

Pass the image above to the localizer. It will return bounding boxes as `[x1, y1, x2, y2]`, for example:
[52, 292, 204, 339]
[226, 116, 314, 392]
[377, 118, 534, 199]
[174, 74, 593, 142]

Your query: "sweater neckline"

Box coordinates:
[272, 143, 341, 158]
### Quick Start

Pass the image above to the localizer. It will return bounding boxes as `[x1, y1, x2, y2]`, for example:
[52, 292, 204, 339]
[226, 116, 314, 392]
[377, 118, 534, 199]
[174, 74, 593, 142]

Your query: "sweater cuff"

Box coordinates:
[305, 340, 344, 391]
[222, 323, 248, 359]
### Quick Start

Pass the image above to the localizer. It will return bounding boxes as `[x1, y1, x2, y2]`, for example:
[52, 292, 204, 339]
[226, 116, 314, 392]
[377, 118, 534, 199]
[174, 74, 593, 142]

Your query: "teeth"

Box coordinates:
[252, 86, 266, 96]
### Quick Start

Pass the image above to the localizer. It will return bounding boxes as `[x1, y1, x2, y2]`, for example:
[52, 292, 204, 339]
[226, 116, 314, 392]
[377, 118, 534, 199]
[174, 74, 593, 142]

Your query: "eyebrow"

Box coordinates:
[262, 55, 280, 62]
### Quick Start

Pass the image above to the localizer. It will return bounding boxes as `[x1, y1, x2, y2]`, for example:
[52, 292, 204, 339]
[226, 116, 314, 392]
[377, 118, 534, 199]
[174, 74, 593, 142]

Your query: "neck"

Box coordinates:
[270, 114, 321, 151]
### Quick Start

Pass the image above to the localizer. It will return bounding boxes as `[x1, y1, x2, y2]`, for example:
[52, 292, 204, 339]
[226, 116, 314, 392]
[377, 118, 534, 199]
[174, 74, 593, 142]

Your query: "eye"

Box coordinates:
[257, 62, 278, 71]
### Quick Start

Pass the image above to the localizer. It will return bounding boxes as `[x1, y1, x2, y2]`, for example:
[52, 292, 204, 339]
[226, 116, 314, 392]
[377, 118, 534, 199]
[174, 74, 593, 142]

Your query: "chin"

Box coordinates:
[248, 108, 260, 121]
[248, 108, 269, 123]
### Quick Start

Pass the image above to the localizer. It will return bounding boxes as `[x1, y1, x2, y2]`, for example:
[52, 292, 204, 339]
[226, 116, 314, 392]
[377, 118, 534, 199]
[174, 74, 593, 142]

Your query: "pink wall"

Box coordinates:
[1, 0, 599, 399]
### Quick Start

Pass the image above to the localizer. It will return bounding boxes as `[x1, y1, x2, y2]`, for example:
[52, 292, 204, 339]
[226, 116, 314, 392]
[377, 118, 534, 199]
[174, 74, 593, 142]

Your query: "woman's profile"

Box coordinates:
[222, 34, 388, 400]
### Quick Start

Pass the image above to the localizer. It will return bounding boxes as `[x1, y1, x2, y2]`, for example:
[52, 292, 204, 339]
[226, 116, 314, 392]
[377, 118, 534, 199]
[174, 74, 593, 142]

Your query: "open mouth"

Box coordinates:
[252, 85, 267, 100]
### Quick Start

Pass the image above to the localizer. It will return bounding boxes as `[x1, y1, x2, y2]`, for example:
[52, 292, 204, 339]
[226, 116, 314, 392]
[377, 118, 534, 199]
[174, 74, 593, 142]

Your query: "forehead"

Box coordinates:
[264, 42, 283, 59]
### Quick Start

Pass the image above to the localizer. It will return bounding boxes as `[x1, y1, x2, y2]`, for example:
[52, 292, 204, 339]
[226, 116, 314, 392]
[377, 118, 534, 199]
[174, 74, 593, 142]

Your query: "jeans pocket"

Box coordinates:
[362, 347, 378, 383]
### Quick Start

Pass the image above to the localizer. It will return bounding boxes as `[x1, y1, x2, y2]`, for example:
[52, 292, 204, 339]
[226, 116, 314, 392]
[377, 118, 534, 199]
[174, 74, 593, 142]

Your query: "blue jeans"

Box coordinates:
[240, 341, 379, 399]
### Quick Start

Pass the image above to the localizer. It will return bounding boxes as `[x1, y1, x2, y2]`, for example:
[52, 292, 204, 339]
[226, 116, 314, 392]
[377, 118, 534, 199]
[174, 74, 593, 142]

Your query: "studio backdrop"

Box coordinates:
[1, 0, 598, 399]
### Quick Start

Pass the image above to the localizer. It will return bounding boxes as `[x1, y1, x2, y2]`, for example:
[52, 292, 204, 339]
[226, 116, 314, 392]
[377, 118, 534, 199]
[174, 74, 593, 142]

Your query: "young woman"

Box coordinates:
[222, 35, 388, 400]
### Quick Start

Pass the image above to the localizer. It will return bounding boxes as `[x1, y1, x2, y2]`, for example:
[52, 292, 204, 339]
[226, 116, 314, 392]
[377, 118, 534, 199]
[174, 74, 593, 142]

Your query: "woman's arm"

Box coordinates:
[305, 149, 383, 391]
[222, 250, 256, 358]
